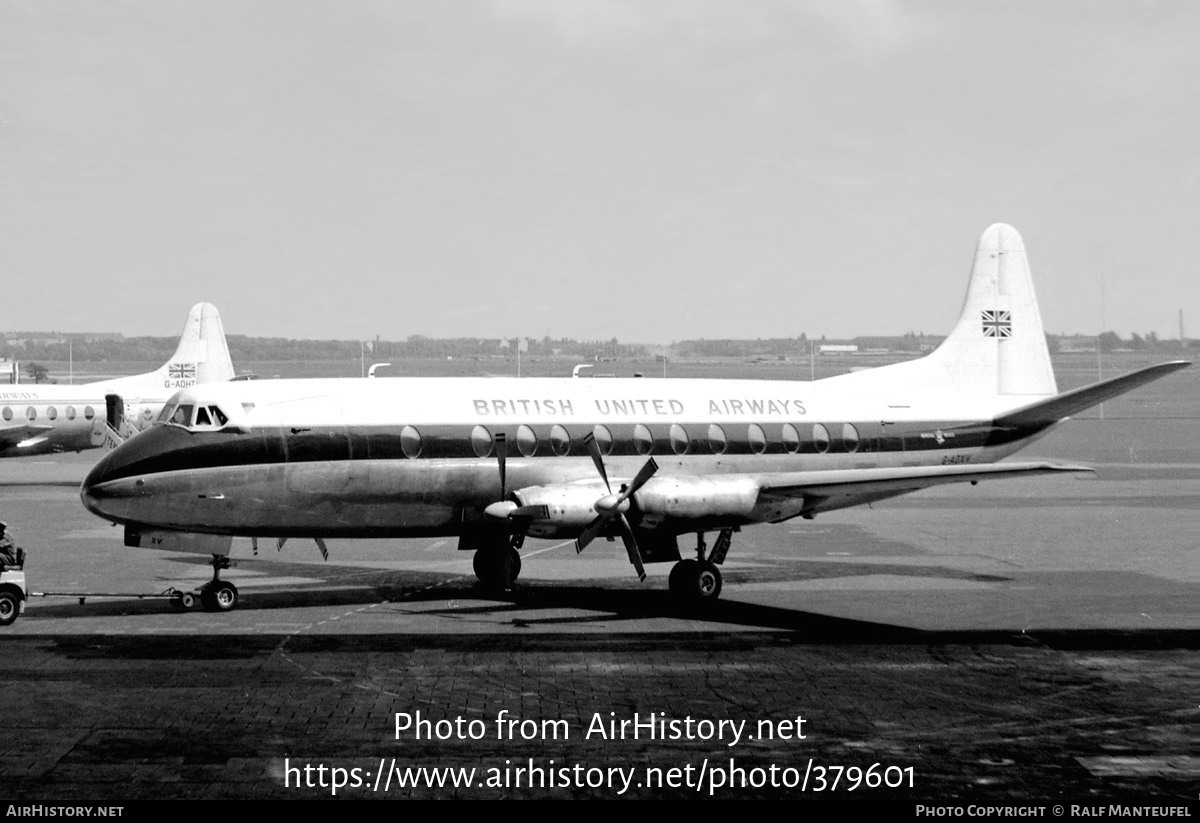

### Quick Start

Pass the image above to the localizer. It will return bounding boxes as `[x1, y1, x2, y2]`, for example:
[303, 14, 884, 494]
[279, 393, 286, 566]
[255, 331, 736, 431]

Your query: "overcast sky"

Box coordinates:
[2, 1, 1197, 343]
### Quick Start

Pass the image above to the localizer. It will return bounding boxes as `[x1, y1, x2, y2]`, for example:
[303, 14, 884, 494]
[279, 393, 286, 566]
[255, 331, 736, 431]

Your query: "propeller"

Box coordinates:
[574, 433, 658, 581]
[483, 432, 548, 522]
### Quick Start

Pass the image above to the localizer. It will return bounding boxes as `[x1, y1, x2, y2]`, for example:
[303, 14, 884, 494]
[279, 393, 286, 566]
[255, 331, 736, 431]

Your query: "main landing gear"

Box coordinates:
[472, 535, 523, 591]
[170, 554, 239, 613]
[668, 528, 734, 604]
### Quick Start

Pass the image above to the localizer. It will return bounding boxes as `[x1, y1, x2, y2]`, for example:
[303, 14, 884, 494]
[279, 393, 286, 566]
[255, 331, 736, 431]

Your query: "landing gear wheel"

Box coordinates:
[200, 581, 238, 612]
[473, 546, 521, 589]
[669, 560, 722, 603]
[694, 562, 722, 602]
[669, 559, 699, 595]
[0, 591, 19, 626]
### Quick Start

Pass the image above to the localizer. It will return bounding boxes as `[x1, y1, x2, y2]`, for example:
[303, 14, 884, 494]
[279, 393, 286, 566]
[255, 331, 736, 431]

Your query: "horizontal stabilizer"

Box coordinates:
[994, 361, 1191, 428]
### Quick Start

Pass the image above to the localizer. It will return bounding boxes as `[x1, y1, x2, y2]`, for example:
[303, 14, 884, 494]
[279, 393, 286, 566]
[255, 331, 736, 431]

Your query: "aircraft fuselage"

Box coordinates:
[81, 375, 1047, 539]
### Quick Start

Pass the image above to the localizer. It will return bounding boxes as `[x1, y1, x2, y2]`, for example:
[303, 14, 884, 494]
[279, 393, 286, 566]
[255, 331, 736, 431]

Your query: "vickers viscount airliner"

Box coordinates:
[80, 225, 1188, 612]
[1, 304, 234, 457]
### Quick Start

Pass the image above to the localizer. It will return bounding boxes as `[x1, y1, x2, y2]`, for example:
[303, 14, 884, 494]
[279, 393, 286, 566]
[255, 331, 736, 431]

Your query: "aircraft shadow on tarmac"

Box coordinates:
[21, 554, 1196, 649]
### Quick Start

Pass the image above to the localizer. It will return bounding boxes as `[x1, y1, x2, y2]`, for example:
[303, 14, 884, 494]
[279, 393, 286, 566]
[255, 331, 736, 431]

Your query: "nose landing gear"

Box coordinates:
[170, 554, 239, 612]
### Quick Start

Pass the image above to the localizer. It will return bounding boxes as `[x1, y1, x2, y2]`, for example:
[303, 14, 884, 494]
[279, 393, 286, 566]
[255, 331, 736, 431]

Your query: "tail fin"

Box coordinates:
[156, 303, 235, 389]
[822, 223, 1056, 397]
[925, 223, 1056, 396]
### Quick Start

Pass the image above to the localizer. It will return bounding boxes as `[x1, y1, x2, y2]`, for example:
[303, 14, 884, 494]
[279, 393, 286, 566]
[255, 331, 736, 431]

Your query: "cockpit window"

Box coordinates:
[159, 402, 229, 430]
[192, 405, 228, 429]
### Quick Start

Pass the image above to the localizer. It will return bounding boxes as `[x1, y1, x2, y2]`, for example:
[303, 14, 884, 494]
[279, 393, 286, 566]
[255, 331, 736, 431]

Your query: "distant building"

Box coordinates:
[2, 333, 66, 346]
[818, 344, 858, 355]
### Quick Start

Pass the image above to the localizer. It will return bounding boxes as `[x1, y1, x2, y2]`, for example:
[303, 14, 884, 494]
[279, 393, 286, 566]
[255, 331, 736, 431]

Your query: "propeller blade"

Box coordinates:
[495, 432, 507, 498]
[618, 457, 658, 503]
[615, 515, 646, 581]
[583, 433, 611, 494]
[575, 515, 606, 554]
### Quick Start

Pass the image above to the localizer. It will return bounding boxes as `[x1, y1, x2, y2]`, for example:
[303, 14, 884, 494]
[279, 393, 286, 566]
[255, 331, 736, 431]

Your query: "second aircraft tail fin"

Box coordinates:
[156, 303, 235, 389]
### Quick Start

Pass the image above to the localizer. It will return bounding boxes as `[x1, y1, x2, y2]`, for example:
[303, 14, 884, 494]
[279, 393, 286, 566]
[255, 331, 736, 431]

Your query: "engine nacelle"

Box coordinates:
[634, 477, 759, 525]
[512, 484, 609, 536]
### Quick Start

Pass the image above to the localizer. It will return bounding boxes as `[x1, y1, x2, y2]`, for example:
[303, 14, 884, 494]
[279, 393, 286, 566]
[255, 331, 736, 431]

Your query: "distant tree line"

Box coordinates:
[0, 334, 654, 363]
[1, 330, 1186, 365]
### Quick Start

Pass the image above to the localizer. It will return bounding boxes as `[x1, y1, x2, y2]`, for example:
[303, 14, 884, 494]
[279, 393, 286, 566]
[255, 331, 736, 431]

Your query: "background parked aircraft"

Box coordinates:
[0, 303, 234, 457]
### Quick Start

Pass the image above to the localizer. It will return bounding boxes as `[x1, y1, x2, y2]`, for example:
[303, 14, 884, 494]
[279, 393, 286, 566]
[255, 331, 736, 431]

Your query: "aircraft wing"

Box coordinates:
[755, 461, 1091, 518]
[0, 424, 54, 451]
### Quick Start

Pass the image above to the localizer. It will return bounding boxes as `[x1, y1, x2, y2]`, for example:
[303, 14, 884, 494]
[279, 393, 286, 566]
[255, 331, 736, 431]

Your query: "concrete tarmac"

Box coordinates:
[0, 404, 1195, 802]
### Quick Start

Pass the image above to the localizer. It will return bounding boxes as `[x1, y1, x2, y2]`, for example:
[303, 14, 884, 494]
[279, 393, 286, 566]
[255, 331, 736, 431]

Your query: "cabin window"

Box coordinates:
[747, 424, 767, 454]
[84, 406, 95, 421]
[592, 424, 614, 456]
[669, 424, 690, 455]
[47, 406, 57, 421]
[66, 406, 76, 420]
[842, 423, 860, 453]
[1, 407, 10, 422]
[782, 423, 800, 453]
[550, 424, 571, 456]
[633, 424, 654, 455]
[26, 406, 36, 421]
[707, 424, 727, 454]
[517, 424, 538, 457]
[471, 425, 494, 458]
[812, 423, 831, 453]
[400, 425, 422, 459]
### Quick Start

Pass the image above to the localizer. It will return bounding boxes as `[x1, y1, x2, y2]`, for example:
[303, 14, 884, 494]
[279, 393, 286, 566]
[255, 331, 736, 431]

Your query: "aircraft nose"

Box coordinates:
[80, 426, 181, 521]
[81, 443, 133, 519]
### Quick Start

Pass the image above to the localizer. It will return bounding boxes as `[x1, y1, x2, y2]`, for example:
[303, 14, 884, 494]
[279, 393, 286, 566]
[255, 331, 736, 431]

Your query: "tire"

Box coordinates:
[669, 559, 698, 595]
[473, 546, 520, 589]
[473, 550, 496, 585]
[201, 582, 238, 612]
[670, 560, 722, 603]
[0, 590, 19, 626]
